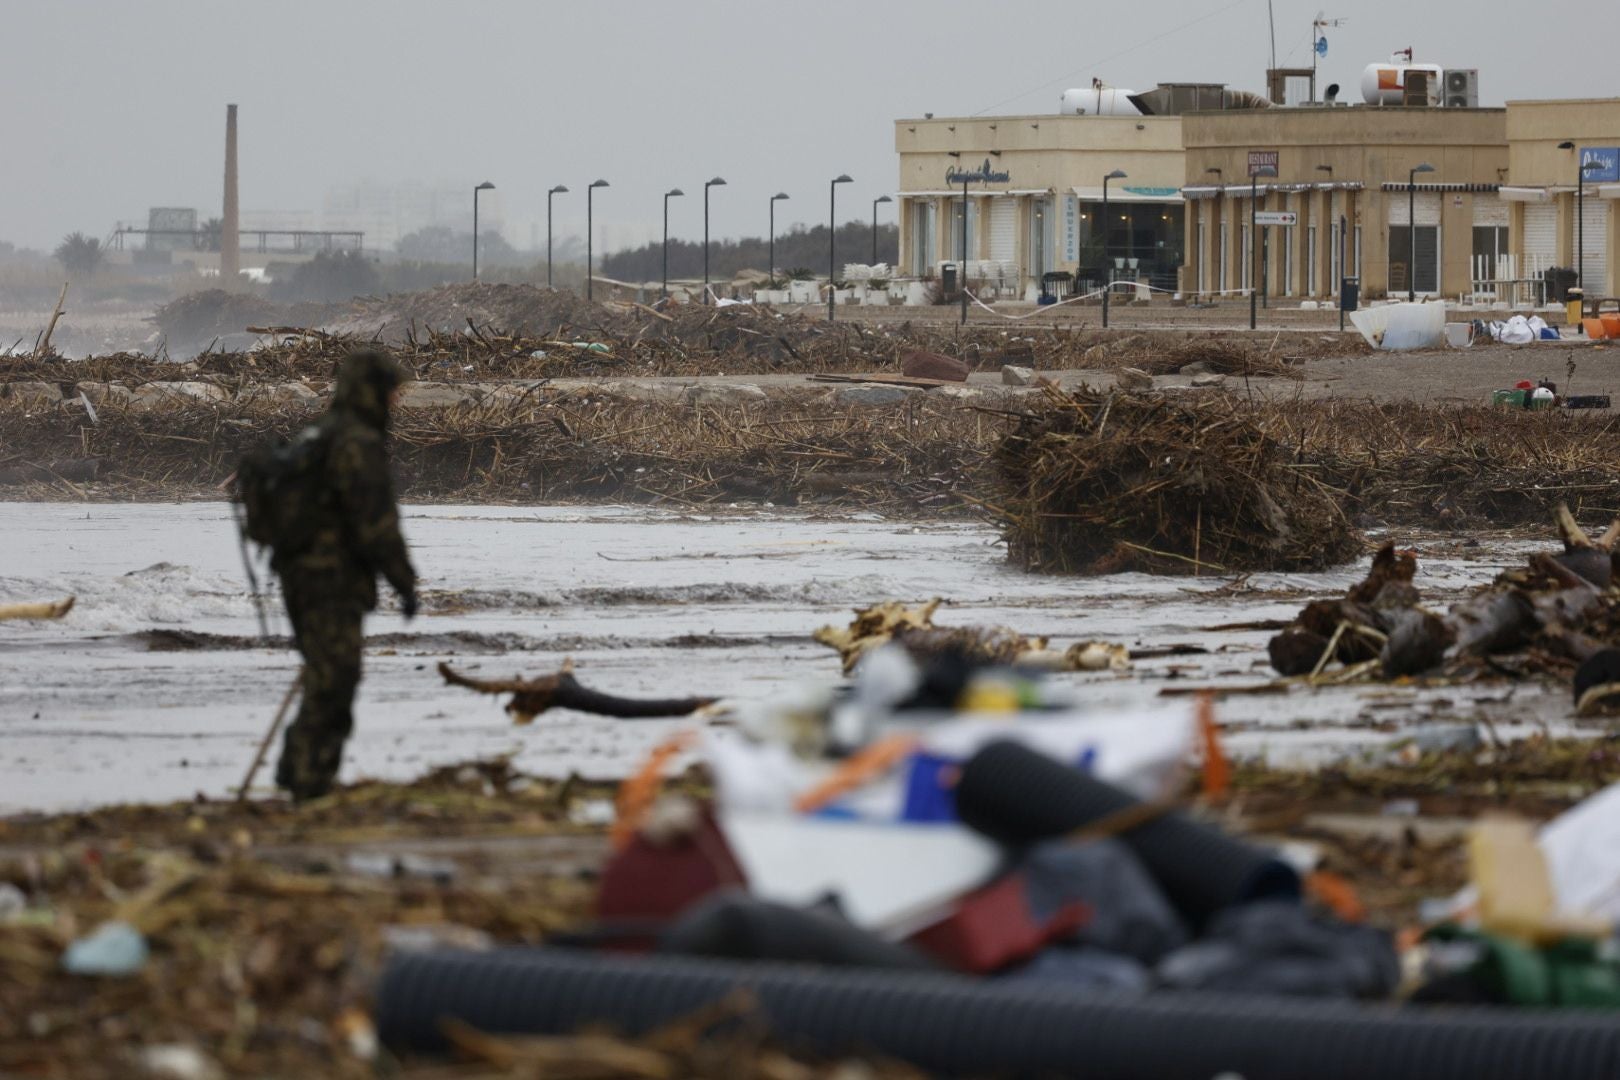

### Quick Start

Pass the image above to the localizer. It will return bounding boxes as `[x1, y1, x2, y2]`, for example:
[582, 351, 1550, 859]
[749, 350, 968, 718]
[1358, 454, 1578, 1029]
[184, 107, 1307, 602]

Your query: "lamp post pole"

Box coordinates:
[586, 179, 608, 301]
[1249, 164, 1276, 329]
[872, 194, 891, 265]
[1407, 163, 1434, 302]
[1102, 169, 1126, 328]
[546, 185, 568, 289]
[472, 181, 494, 280]
[828, 174, 851, 322]
[662, 188, 684, 301]
[959, 176, 969, 325]
[703, 176, 726, 303]
[770, 192, 788, 287]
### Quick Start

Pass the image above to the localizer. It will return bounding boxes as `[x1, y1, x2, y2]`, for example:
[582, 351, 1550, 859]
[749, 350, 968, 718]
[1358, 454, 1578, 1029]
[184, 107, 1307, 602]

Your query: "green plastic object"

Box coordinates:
[1427, 926, 1620, 1007]
[1492, 389, 1527, 408]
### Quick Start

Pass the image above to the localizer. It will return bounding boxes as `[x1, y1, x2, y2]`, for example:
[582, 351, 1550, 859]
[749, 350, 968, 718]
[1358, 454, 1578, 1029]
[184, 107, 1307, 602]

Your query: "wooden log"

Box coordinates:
[439, 661, 715, 725]
[0, 597, 75, 622]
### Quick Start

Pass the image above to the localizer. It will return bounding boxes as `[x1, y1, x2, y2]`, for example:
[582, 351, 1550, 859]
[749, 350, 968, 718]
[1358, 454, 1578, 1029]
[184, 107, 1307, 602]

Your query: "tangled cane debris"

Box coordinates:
[996, 385, 1363, 575]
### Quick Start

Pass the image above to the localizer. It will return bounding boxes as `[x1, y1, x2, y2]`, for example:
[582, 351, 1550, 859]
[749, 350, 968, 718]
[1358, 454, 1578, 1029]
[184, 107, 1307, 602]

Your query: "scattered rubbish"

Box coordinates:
[381, 922, 495, 954]
[1155, 900, 1399, 998]
[899, 350, 969, 382]
[344, 851, 459, 883]
[813, 598, 1123, 675]
[1349, 302, 1446, 350]
[135, 1044, 224, 1080]
[61, 921, 149, 977]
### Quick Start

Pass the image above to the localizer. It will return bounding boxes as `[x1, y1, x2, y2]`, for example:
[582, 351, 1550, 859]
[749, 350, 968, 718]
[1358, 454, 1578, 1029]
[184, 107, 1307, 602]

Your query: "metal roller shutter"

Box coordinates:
[989, 198, 1016, 263]
[1578, 199, 1608, 292]
[1523, 202, 1556, 273]
[1473, 193, 1508, 228]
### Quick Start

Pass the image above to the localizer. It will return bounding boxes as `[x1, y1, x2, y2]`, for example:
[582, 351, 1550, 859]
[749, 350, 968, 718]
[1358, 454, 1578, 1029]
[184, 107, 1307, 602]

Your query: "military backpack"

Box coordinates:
[233, 420, 334, 557]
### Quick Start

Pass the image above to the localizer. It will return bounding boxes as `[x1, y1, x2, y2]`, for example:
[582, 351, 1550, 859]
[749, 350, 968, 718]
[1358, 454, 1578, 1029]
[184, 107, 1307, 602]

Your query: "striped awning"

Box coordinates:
[1377, 182, 1500, 193]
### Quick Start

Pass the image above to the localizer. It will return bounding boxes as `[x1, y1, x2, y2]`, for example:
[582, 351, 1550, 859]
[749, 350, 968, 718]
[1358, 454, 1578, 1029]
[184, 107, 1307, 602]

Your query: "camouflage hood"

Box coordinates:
[329, 350, 404, 430]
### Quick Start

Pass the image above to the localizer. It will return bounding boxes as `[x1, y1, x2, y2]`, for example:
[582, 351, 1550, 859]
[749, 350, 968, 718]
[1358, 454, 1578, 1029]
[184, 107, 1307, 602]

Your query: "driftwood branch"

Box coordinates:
[34, 282, 68, 358]
[0, 596, 75, 622]
[438, 660, 715, 724]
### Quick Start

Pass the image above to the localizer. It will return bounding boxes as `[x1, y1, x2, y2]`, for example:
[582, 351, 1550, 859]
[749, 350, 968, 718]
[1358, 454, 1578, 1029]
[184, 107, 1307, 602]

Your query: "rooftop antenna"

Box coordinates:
[1267, 0, 1277, 71]
[1312, 12, 1347, 103]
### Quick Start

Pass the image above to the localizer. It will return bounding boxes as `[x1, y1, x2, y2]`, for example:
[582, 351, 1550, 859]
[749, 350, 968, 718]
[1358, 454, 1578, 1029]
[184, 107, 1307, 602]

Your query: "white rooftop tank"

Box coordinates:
[1060, 87, 1143, 116]
[1360, 62, 1444, 105]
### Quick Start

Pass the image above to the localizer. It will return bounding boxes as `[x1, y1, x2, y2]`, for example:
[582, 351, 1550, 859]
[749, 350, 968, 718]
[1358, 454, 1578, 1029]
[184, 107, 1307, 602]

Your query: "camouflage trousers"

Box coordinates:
[274, 579, 365, 801]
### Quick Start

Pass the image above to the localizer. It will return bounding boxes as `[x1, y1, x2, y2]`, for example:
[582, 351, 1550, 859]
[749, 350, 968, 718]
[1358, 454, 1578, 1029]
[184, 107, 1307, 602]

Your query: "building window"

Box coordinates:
[1389, 225, 1440, 294]
[950, 197, 978, 265]
[1472, 225, 1510, 282]
[911, 201, 937, 276]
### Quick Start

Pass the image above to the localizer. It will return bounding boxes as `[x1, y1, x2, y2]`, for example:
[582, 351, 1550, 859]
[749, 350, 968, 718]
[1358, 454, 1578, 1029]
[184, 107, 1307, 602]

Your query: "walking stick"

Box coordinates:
[236, 667, 303, 802]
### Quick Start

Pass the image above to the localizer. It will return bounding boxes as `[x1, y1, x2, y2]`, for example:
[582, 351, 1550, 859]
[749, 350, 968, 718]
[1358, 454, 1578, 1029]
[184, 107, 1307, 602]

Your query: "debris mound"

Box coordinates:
[997, 386, 1361, 575]
[150, 289, 285, 350]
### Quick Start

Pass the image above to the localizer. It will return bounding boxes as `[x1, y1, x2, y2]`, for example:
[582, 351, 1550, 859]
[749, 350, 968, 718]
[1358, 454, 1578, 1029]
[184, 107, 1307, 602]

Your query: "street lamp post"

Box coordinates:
[1249, 164, 1277, 330]
[769, 192, 789, 287]
[959, 175, 969, 325]
[546, 185, 568, 289]
[703, 177, 726, 302]
[1407, 163, 1435, 302]
[586, 179, 608, 301]
[472, 181, 494, 280]
[1101, 169, 1127, 328]
[872, 195, 892, 265]
[828, 174, 851, 322]
[1561, 142, 1604, 292]
[662, 188, 684, 301]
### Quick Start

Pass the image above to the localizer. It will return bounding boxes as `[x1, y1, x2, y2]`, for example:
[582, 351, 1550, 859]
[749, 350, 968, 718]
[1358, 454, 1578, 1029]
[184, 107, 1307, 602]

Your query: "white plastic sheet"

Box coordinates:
[1349, 302, 1446, 350]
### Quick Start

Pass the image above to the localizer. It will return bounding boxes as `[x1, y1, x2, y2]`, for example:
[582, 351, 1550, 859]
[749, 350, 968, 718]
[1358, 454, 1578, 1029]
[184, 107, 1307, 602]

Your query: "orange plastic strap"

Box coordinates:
[1197, 694, 1231, 802]
[1307, 870, 1368, 924]
[612, 730, 697, 851]
[792, 734, 920, 815]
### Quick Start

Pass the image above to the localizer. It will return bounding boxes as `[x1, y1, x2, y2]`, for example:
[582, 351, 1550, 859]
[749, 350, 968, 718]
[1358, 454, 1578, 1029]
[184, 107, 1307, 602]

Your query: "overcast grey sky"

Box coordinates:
[5, 0, 1617, 254]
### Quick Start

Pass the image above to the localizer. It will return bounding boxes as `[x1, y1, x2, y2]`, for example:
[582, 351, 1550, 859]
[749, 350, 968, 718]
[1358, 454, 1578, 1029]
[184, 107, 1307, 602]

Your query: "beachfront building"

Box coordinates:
[1505, 100, 1620, 301]
[1179, 106, 1508, 303]
[893, 85, 1268, 301]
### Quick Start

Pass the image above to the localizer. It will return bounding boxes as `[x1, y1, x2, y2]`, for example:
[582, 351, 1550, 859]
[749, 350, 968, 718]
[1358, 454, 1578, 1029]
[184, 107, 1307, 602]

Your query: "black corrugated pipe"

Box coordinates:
[376, 948, 1620, 1079]
[952, 740, 1299, 928]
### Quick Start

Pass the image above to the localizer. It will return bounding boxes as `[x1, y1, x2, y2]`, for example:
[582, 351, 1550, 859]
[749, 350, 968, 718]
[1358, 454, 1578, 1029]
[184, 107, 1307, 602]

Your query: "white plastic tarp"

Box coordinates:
[1349, 301, 1446, 350]
[717, 812, 1003, 934]
[1539, 780, 1620, 921]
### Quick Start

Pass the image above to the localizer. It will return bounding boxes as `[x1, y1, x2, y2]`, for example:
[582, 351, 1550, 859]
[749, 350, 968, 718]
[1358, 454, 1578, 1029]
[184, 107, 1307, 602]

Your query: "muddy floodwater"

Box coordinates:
[0, 502, 1574, 813]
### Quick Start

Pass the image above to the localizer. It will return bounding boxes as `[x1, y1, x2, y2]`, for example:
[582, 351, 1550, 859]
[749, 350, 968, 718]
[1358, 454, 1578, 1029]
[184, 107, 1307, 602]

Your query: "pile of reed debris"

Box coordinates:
[996, 385, 1363, 575]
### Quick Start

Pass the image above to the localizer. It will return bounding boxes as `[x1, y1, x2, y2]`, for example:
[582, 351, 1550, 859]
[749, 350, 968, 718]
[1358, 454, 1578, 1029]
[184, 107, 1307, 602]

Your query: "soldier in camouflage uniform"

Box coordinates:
[273, 350, 417, 800]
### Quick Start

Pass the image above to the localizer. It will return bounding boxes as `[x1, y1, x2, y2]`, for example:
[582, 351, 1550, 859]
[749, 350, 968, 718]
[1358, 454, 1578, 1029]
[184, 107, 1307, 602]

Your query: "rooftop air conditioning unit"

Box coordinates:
[1443, 69, 1479, 108]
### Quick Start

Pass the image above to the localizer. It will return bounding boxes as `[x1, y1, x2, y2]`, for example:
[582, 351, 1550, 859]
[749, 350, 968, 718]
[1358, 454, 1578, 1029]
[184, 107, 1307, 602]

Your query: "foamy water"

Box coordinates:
[0, 502, 1566, 812]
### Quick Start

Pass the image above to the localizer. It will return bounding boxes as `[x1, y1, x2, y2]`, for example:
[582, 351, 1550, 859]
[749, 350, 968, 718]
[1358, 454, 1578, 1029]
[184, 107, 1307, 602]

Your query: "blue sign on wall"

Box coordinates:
[1581, 147, 1620, 184]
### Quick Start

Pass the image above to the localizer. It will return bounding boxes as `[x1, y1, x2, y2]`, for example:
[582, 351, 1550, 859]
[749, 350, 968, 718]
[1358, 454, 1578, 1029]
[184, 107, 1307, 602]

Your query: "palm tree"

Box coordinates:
[54, 232, 104, 278]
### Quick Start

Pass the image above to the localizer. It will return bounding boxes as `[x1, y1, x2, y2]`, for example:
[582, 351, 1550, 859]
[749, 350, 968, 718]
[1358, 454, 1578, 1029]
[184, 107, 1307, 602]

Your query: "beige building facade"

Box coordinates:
[1179, 108, 1509, 302]
[1504, 99, 1620, 300]
[894, 114, 1187, 298]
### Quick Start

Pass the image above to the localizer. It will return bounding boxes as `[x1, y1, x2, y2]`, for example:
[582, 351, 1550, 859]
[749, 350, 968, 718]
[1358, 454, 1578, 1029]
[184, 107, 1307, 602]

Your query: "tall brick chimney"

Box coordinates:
[221, 104, 240, 286]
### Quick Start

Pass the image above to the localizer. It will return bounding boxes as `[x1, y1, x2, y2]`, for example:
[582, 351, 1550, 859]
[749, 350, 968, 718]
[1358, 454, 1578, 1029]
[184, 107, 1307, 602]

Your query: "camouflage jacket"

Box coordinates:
[272, 352, 416, 612]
